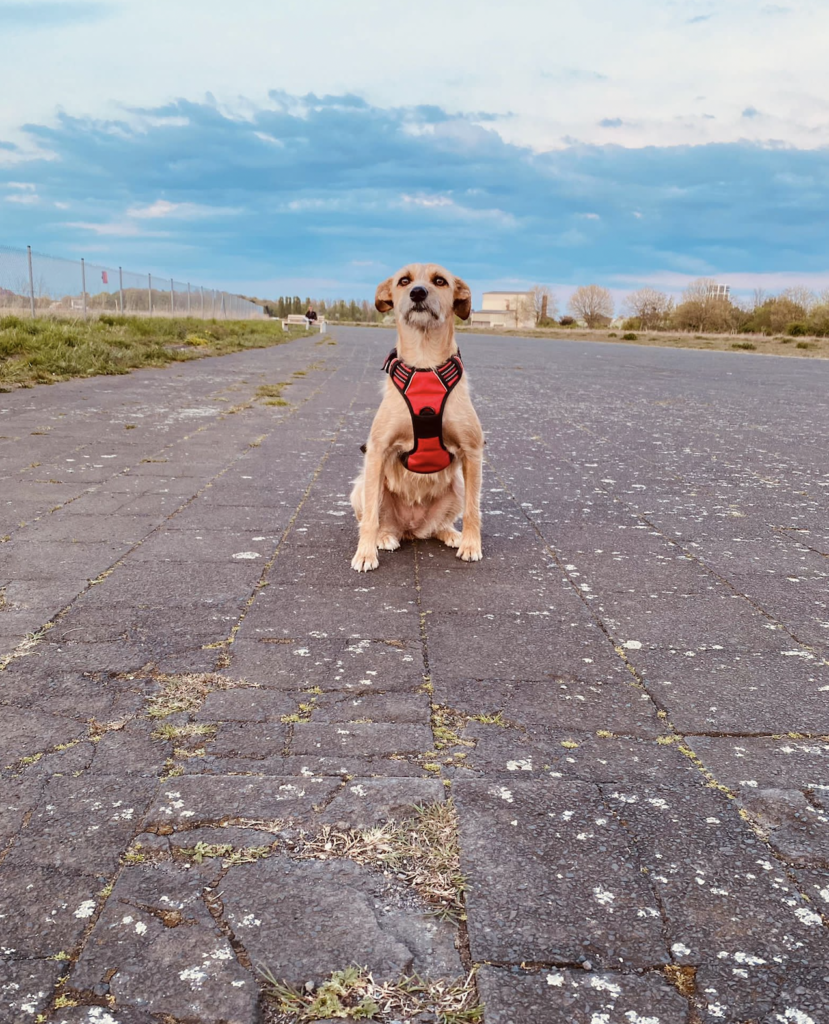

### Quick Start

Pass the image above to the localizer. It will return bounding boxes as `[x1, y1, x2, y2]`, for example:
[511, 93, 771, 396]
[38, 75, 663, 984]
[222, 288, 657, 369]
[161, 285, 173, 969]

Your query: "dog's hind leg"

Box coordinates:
[377, 490, 401, 550]
[350, 465, 368, 523]
[435, 527, 462, 548]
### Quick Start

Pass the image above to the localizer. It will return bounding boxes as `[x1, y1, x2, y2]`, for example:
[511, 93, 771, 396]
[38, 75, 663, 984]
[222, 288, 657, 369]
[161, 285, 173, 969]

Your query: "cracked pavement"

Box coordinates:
[1, 327, 828, 1024]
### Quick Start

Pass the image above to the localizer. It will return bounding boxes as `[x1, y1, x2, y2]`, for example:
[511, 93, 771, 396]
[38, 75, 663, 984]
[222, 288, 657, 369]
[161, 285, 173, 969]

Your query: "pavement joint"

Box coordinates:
[2, 330, 828, 1022]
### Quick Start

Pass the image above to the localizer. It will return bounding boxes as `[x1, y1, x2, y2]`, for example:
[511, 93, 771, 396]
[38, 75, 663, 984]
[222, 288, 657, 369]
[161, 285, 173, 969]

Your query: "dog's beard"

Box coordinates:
[401, 301, 445, 329]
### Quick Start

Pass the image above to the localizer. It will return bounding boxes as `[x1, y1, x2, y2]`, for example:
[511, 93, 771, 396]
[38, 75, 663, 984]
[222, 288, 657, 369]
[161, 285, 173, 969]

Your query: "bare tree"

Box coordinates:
[752, 288, 767, 311]
[513, 292, 536, 327]
[780, 286, 816, 314]
[623, 287, 673, 330]
[530, 285, 558, 325]
[568, 284, 614, 327]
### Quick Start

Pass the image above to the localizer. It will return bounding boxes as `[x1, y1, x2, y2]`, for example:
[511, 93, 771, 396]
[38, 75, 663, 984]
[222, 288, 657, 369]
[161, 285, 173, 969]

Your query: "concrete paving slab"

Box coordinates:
[455, 778, 669, 967]
[476, 964, 690, 1024]
[3, 329, 829, 1020]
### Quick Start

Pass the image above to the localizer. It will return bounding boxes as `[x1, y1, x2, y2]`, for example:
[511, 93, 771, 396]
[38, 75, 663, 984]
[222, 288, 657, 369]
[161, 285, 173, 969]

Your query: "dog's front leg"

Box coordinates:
[351, 447, 385, 571]
[458, 447, 483, 561]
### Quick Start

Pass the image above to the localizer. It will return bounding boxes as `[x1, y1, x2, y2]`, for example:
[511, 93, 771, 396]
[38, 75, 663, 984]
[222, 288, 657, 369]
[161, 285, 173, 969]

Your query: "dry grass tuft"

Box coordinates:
[260, 964, 482, 1023]
[297, 800, 465, 920]
[664, 964, 697, 997]
[146, 672, 257, 718]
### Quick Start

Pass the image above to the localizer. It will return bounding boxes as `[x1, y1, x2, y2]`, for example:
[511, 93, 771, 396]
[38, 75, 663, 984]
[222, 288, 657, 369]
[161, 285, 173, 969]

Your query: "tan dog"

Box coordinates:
[350, 263, 484, 572]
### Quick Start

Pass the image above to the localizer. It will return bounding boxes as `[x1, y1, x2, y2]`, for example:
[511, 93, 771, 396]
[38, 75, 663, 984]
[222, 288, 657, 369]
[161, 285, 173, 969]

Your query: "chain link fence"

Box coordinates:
[0, 244, 265, 320]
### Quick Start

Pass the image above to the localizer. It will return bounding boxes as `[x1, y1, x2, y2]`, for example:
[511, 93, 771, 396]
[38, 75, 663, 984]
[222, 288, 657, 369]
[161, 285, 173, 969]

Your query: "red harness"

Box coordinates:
[383, 347, 464, 474]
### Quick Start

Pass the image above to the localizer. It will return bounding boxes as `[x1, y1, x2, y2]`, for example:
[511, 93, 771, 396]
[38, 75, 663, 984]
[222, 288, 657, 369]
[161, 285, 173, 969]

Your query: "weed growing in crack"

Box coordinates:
[178, 840, 276, 866]
[296, 800, 466, 921]
[259, 965, 482, 1023]
[431, 705, 475, 752]
[664, 964, 697, 997]
[468, 712, 507, 727]
[152, 722, 217, 742]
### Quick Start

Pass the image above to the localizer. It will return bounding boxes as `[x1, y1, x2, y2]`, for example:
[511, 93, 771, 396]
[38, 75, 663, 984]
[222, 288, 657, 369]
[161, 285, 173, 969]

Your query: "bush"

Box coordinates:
[806, 305, 829, 336]
[622, 317, 641, 331]
[732, 342, 756, 350]
[787, 322, 808, 336]
[608, 332, 617, 338]
[559, 316, 575, 326]
[796, 341, 812, 350]
[622, 332, 638, 341]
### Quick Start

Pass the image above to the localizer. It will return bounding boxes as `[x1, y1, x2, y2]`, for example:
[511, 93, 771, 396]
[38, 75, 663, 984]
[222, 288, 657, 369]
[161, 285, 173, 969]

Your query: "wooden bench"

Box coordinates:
[281, 314, 326, 331]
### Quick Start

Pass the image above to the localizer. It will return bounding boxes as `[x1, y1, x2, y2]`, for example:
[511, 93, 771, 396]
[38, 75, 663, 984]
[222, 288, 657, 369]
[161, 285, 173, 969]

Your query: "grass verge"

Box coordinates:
[0, 314, 301, 388]
[458, 324, 829, 359]
[260, 965, 482, 1023]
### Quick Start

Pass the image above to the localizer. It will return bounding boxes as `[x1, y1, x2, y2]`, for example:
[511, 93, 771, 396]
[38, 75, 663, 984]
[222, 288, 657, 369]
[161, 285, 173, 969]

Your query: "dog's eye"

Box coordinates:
[398, 276, 411, 286]
[433, 277, 447, 287]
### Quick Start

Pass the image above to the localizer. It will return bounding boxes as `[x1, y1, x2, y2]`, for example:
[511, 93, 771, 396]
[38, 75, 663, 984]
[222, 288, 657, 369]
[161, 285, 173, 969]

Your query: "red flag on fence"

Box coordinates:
[101, 270, 108, 284]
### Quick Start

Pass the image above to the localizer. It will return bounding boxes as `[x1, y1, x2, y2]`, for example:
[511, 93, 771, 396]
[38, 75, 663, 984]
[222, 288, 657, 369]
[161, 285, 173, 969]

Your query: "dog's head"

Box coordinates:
[375, 263, 471, 329]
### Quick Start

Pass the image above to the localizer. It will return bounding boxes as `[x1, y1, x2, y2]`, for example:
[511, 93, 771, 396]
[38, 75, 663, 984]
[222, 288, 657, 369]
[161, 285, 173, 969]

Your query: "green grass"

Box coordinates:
[0, 314, 299, 388]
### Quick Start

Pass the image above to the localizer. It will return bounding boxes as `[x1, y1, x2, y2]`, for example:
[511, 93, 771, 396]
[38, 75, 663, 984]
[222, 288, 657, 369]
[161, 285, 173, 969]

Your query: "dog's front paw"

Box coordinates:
[351, 547, 380, 572]
[457, 537, 483, 562]
[377, 533, 400, 551]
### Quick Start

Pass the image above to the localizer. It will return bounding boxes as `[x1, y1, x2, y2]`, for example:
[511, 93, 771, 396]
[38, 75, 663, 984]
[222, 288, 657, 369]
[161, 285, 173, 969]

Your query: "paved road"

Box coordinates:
[1, 327, 828, 1024]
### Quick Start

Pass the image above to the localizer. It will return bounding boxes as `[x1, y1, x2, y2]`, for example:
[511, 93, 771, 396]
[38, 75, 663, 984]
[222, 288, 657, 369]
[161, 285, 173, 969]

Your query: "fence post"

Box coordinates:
[27, 245, 35, 318]
[170, 278, 175, 316]
[201, 286, 204, 319]
[187, 283, 191, 316]
[119, 267, 124, 314]
[148, 274, 153, 316]
[81, 258, 87, 319]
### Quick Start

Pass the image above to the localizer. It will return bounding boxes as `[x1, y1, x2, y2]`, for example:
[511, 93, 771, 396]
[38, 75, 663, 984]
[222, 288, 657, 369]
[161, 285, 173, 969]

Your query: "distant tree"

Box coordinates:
[569, 285, 614, 327]
[746, 296, 809, 334]
[623, 288, 673, 330]
[530, 285, 558, 325]
[672, 278, 738, 333]
[780, 286, 816, 313]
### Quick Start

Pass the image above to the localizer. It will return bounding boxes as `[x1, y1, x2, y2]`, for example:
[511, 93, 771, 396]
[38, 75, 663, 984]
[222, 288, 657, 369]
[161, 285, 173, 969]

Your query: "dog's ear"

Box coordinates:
[453, 276, 472, 321]
[375, 277, 394, 313]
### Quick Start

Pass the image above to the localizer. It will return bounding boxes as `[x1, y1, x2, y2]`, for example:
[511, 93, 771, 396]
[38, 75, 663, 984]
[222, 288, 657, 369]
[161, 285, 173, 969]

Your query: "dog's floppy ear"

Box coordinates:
[453, 276, 472, 321]
[375, 277, 394, 313]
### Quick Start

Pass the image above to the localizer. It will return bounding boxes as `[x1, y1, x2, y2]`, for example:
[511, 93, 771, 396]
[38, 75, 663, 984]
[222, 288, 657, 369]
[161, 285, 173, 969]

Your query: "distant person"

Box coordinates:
[305, 306, 318, 323]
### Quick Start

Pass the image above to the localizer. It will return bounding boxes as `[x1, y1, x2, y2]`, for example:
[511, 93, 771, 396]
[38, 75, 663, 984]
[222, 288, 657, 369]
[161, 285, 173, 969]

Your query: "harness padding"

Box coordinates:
[383, 347, 464, 474]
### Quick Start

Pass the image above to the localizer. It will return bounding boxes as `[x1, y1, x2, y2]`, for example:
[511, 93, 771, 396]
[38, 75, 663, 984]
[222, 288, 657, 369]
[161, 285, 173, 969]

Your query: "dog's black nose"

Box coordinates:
[409, 286, 428, 303]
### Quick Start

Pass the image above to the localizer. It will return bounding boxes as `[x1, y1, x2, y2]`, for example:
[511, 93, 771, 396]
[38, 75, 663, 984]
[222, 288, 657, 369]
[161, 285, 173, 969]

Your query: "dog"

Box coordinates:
[350, 263, 484, 572]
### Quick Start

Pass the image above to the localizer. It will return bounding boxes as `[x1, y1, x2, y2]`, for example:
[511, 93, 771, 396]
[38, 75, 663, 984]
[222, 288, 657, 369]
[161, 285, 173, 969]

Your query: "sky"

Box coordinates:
[1, 0, 828, 304]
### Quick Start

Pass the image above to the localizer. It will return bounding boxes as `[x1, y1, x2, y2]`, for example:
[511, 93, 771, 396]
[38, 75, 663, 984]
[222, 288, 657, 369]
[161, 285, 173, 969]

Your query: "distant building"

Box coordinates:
[707, 283, 731, 300]
[470, 290, 535, 330]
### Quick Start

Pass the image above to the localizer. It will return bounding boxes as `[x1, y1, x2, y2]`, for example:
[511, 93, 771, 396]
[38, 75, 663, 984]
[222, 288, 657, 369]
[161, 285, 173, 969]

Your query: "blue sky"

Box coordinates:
[1, 0, 828, 303]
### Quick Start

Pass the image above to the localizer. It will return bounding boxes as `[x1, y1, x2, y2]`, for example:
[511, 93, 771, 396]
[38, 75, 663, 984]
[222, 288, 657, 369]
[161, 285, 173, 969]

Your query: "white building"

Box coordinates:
[470, 290, 535, 330]
[707, 283, 731, 300]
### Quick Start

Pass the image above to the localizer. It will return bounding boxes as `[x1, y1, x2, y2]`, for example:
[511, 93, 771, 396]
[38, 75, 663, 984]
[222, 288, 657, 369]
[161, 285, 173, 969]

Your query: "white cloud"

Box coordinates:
[1, 0, 828, 151]
[127, 199, 239, 219]
[5, 192, 39, 204]
[401, 194, 455, 209]
[6, 181, 36, 190]
[66, 219, 144, 236]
